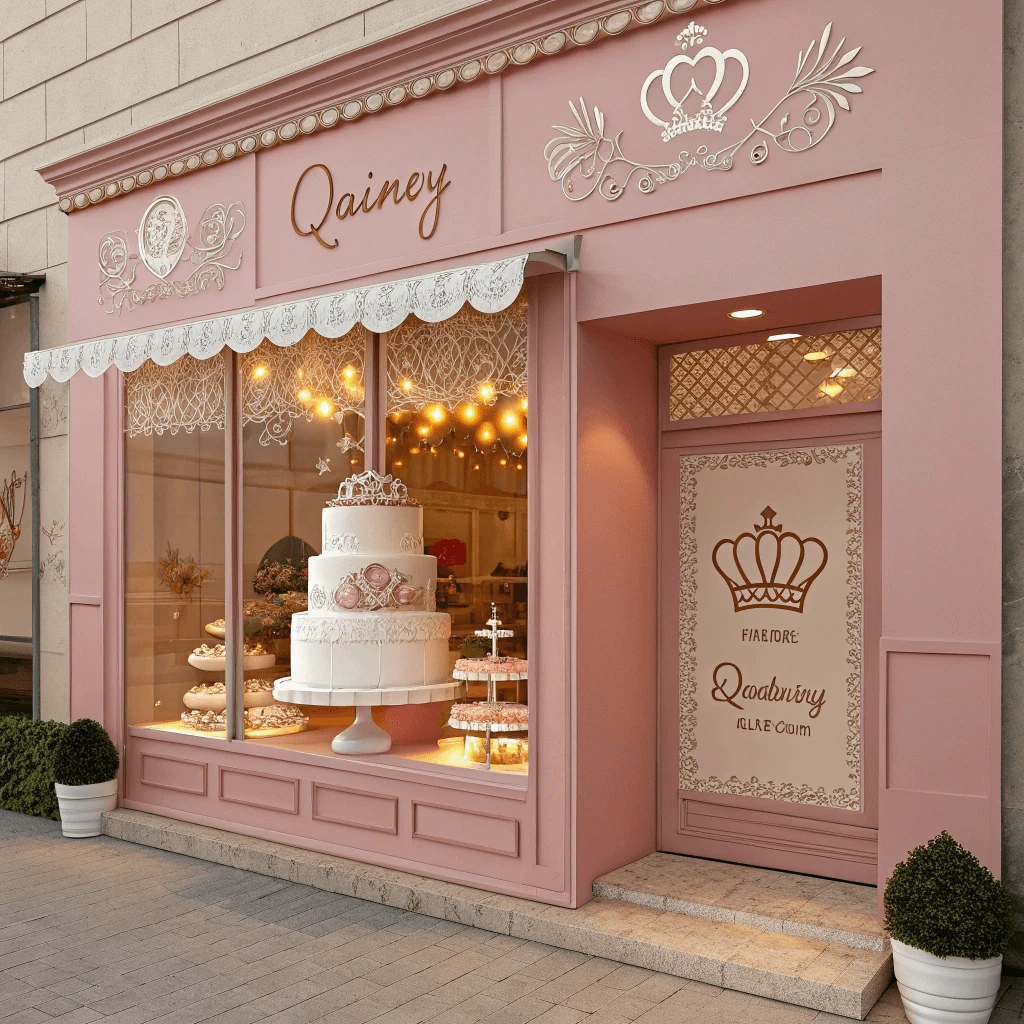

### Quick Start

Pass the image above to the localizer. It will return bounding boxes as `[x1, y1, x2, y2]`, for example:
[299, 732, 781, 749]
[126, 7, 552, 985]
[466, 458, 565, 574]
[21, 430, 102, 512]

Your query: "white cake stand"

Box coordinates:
[272, 678, 464, 754]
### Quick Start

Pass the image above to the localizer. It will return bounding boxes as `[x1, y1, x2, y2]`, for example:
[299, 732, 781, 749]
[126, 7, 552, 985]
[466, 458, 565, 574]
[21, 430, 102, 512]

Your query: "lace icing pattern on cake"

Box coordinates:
[333, 563, 421, 611]
[324, 533, 359, 553]
[327, 469, 419, 507]
[308, 584, 327, 609]
[400, 533, 424, 553]
[294, 614, 450, 645]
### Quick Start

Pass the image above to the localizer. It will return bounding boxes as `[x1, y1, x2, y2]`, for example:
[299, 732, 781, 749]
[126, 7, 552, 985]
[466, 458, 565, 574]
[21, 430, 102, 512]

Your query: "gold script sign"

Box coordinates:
[291, 163, 452, 250]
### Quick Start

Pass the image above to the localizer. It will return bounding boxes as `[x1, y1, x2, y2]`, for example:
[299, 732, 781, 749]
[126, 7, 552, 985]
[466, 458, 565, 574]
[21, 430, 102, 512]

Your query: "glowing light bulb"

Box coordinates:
[517, 433, 528, 449]
[473, 463, 481, 470]
[499, 458, 507, 467]
[342, 365, 357, 381]
[298, 388, 313, 403]
[400, 378, 414, 394]
[252, 364, 269, 380]
[296, 368, 305, 379]
[457, 403, 479, 424]
[316, 399, 334, 418]
[410, 447, 420, 455]
[457, 450, 465, 458]
[426, 404, 447, 424]
[394, 460, 404, 467]
[478, 382, 496, 403]
[500, 411, 520, 432]
[518, 397, 528, 414]
[417, 424, 430, 437]
[820, 381, 844, 399]
[516, 463, 523, 470]
[350, 458, 358, 466]
[476, 423, 495, 446]
[803, 351, 829, 363]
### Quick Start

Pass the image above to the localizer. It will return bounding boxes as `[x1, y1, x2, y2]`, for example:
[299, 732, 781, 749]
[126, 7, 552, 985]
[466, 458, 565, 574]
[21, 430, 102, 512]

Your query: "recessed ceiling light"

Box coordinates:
[803, 351, 829, 362]
[768, 332, 802, 341]
[728, 308, 766, 320]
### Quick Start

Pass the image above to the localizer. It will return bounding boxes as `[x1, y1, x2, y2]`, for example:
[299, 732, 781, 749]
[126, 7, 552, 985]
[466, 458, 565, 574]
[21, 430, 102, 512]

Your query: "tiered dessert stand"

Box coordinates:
[448, 604, 529, 770]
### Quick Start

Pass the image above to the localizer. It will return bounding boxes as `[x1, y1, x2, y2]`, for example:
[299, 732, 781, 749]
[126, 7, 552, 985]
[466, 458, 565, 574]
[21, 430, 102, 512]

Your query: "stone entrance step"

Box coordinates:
[103, 810, 892, 1021]
[594, 852, 887, 951]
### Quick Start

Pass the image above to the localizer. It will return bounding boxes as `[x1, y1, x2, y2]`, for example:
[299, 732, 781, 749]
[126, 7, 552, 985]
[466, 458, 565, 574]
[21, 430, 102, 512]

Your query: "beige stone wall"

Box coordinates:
[0, 0, 482, 721]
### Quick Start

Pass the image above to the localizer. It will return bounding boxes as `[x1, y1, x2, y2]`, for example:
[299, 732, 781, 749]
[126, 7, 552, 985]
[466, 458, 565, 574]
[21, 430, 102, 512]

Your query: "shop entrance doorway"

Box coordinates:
[657, 319, 881, 883]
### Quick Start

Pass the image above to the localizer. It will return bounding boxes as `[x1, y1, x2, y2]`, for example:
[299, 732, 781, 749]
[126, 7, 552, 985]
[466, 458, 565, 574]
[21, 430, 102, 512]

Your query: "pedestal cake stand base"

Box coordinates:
[272, 678, 464, 755]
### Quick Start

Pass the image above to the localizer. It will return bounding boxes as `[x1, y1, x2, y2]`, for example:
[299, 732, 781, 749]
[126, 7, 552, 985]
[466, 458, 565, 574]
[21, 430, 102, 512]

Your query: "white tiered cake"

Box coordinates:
[273, 471, 461, 753]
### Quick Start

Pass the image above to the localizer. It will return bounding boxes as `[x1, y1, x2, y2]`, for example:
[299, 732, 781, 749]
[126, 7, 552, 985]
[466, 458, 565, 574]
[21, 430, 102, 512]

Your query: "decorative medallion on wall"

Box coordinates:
[678, 445, 862, 810]
[545, 21, 874, 201]
[98, 197, 246, 313]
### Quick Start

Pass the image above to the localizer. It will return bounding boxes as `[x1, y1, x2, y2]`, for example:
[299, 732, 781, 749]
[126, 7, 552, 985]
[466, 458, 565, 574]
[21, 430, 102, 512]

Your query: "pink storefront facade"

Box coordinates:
[26, 0, 1003, 910]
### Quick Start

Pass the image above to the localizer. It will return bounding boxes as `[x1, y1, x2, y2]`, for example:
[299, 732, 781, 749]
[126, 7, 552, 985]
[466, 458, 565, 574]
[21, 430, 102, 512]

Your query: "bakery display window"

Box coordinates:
[123, 290, 529, 775]
[124, 353, 227, 733]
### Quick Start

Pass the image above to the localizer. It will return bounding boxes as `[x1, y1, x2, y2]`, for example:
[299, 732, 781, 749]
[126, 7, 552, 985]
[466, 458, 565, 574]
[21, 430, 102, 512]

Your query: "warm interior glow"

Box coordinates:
[425, 404, 447, 424]
[463, 734, 528, 765]
[727, 308, 766, 320]
[297, 388, 313, 402]
[831, 365, 858, 379]
[315, 399, 334, 418]
[518, 397, 528, 414]
[394, 459, 403, 467]
[400, 378, 414, 394]
[803, 351, 830, 362]
[341, 365, 358, 381]
[499, 457, 508, 466]
[457, 450, 465, 458]
[457, 403, 479, 424]
[517, 433, 528, 449]
[475, 423, 495, 445]
[820, 380, 845, 399]
[516, 463, 523, 470]
[768, 332, 802, 341]
[478, 382, 496, 402]
[417, 424, 431, 437]
[251, 364, 269, 380]
[500, 411, 521, 432]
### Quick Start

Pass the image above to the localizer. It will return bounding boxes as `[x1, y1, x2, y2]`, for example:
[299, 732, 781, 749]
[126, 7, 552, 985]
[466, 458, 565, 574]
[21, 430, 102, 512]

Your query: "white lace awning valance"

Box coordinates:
[23, 254, 528, 387]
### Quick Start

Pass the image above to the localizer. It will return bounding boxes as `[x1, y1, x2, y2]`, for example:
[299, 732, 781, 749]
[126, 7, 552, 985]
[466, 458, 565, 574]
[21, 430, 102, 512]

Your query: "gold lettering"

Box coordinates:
[376, 179, 402, 208]
[360, 173, 376, 214]
[419, 164, 451, 239]
[291, 163, 338, 249]
[336, 192, 357, 220]
[405, 172, 423, 201]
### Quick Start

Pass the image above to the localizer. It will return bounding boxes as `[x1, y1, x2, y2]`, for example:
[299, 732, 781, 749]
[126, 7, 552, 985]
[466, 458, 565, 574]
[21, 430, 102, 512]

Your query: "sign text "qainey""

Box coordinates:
[291, 163, 452, 250]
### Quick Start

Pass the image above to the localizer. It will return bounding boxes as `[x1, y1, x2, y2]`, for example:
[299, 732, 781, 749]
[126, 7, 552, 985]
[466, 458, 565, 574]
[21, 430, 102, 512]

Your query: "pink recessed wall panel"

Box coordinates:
[254, 84, 495, 297]
[66, 156, 256, 344]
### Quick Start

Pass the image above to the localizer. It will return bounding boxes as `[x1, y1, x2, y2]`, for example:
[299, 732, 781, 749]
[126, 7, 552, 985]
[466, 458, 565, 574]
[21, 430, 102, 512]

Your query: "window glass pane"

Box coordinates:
[124, 355, 227, 733]
[0, 405, 32, 716]
[668, 328, 882, 422]
[238, 329, 366, 746]
[0, 303, 30, 409]
[384, 294, 529, 773]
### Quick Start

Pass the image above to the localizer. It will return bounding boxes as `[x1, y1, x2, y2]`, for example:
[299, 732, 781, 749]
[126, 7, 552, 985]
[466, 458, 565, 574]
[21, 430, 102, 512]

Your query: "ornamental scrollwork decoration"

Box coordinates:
[98, 196, 246, 313]
[545, 22, 874, 202]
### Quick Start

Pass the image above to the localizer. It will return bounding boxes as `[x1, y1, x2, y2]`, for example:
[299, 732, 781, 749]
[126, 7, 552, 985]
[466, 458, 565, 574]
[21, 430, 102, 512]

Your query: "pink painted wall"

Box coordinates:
[574, 325, 659, 902]
[54, 0, 1005, 903]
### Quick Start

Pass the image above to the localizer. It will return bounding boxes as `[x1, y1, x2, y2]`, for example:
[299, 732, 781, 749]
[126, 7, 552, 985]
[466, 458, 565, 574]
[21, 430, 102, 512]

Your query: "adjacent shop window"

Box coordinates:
[123, 298, 529, 775]
[0, 303, 33, 716]
[124, 354, 227, 732]
[668, 328, 881, 422]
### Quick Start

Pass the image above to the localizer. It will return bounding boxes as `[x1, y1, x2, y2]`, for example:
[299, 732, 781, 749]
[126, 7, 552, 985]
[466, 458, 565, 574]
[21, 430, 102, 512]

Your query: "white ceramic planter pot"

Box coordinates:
[54, 779, 117, 838]
[891, 937, 1002, 1024]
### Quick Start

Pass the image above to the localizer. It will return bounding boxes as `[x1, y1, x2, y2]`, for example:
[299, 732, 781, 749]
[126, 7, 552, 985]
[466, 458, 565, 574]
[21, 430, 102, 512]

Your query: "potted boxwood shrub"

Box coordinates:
[884, 831, 1014, 1024]
[51, 719, 119, 837]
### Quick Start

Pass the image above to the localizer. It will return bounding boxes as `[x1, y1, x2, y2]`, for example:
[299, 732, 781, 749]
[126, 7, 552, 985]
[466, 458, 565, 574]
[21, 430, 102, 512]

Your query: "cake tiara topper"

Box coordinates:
[327, 469, 420, 508]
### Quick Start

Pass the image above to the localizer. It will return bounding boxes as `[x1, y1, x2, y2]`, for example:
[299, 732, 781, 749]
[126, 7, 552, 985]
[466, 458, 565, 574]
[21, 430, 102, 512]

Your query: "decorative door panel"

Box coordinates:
[659, 423, 880, 883]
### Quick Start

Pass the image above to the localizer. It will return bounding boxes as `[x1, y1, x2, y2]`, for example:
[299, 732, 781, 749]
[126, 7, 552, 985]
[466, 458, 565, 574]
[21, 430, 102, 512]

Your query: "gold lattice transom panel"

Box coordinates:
[668, 329, 881, 422]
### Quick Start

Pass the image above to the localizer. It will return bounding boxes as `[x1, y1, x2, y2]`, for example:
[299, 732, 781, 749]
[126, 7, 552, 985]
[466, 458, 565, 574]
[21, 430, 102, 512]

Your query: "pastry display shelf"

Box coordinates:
[181, 689, 277, 712]
[453, 666, 528, 681]
[272, 677, 464, 755]
[447, 714, 528, 734]
[187, 652, 277, 672]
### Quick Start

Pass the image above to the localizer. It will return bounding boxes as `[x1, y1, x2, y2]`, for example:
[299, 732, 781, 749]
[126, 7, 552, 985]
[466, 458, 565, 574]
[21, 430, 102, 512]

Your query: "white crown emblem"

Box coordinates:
[326, 469, 420, 508]
[712, 506, 827, 614]
[640, 44, 749, 141]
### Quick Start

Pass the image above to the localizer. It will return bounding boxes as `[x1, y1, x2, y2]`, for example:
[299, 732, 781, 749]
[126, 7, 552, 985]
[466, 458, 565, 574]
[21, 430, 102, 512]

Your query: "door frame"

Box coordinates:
[656, 315, 882, 883]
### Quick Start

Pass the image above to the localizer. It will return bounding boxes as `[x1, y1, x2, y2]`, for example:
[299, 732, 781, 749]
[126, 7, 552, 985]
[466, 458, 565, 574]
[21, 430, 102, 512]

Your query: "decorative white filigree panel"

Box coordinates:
[124, 353, 226, 437]
[668, 328, 881, 422]
[386, 293, 527, 411]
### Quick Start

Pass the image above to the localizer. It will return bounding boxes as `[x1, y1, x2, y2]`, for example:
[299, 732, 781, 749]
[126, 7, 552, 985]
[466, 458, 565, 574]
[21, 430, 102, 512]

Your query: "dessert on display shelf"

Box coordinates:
[273, 470, 461, 754]
[448, 603, 529, 768]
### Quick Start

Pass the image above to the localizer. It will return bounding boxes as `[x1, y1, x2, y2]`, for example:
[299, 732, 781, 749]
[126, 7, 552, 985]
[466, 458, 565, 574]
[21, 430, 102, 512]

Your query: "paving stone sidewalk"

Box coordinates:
[2, 808, 1019, 1024]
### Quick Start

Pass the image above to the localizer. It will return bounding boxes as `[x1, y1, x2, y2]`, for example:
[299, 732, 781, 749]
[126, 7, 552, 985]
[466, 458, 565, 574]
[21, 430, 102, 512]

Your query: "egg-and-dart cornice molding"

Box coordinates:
[52, 0, 732, 214]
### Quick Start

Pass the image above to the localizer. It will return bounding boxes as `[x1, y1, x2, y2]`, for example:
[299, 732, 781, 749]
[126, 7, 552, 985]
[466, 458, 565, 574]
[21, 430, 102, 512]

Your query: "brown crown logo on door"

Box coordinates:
[711, 506, 827, 613]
